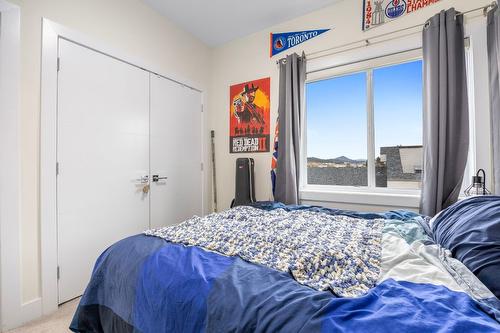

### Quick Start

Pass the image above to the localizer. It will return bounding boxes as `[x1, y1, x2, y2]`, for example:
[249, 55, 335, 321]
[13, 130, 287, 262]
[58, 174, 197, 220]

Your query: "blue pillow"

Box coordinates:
[431, 196, 500, 299]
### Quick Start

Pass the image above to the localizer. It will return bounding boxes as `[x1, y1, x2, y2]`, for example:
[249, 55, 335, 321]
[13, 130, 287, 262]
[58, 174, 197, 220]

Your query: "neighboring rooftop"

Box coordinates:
[307, 145, 423, 188]
[380, 145, 423, 182]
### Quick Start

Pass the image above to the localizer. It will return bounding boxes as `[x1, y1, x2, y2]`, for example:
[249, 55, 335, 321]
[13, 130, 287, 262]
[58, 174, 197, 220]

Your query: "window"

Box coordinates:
[305, 58, 423, 191]
[374, 61, 423, 189]
[306, 72, 368, 186]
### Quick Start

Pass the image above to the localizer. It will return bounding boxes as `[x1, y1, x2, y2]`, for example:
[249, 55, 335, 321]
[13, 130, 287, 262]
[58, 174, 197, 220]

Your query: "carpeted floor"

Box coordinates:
[6, 298, 80, 333]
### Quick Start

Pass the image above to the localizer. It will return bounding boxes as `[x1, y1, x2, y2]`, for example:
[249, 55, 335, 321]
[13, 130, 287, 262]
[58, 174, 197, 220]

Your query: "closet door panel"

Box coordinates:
[150, 75, 203, 228]
[57, 39, 150, 303]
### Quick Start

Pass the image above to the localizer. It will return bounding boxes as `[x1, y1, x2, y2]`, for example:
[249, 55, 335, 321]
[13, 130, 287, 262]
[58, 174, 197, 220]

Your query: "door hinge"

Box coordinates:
[57, 57, 61, 72]
[57, 266, 60, 280]
[201, 104, 204, 113]
[56, 162, 60, 176]
[201, 162, 204, 171]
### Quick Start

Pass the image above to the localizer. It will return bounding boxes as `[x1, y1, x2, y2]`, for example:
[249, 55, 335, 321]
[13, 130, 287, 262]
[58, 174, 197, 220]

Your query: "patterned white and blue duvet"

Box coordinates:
[70, 203, 500, 332]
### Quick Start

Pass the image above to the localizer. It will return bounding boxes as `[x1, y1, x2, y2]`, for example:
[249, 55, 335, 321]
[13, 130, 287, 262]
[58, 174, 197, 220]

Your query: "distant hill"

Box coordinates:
[308, 156, 367, 164]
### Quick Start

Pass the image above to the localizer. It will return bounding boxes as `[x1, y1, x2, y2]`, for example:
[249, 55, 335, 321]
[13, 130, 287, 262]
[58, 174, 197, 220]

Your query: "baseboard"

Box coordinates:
[21, 297, 43, 322]
[1, 298, 43, 332]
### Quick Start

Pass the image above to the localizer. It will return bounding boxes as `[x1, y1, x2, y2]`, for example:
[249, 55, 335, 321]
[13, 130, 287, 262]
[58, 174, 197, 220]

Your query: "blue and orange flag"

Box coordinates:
[271, 117, 279, 197]
[270, 29, 330, 57]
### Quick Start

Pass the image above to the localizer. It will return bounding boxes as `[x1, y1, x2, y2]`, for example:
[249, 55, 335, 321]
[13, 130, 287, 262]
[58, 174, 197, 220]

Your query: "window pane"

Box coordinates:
[374, 60, 423, 189]
[306, 72, 367, 186]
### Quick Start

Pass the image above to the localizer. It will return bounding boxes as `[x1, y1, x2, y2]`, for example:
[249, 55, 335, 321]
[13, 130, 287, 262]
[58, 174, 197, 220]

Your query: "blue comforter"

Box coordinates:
[70, 203, 500, 332]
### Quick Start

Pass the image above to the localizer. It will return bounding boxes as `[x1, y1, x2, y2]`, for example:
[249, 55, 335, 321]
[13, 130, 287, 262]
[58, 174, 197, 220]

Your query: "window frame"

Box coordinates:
[301, 49, 424, 197]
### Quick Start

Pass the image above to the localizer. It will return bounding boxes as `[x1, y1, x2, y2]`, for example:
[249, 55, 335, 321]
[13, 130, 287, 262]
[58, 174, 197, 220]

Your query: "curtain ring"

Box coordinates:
[276, 58, 287, 65]
[424, 20, 430, 29]
[484, 2, 497, 17]
[454, 11, 464, 21]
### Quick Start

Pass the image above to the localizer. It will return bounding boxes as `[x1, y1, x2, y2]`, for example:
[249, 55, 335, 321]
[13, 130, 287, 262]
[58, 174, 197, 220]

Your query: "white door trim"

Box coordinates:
[41, 18, 205, 317]
[0, 2, 22, 331]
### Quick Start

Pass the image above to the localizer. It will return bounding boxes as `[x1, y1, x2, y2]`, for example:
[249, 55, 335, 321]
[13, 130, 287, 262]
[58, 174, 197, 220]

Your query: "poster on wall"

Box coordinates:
[270, 29, 330, 57]
[363, 0, 441, 31]
[229, 78, 270, 153]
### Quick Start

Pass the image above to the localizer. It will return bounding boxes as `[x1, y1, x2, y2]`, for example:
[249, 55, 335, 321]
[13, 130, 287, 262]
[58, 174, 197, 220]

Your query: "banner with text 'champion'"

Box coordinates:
[270, 29, 330, 57]
[363, 0, 441, 31]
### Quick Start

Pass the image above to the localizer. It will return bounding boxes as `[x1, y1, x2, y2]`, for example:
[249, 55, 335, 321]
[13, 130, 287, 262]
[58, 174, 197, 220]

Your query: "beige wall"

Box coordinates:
[208, 0, 492, 212]
[10, 0, 211, 304]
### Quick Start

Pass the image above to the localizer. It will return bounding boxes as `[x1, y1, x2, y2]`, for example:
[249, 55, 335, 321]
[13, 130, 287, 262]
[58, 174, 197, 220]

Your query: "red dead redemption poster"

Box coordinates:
[229, 78, 270, 153]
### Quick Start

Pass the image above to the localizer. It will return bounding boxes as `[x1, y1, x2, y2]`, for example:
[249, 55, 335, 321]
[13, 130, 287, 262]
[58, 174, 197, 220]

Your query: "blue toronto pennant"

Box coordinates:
[270, 29, 330, 57]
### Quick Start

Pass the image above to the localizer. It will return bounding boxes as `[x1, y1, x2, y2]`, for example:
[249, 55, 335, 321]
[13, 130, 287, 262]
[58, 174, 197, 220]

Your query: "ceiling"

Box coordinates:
[143, 0, 342, 46]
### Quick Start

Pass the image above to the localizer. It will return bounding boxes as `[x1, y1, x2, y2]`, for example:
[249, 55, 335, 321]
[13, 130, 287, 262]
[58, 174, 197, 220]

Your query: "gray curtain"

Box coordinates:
[420, 8, 469, 216]
[488, 4, 500, 194]
[275, 53, 306, 205]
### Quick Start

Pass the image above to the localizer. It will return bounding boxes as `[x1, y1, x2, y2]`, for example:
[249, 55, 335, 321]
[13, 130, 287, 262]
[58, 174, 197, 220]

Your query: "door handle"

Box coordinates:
[152, 175, 168, 182]
[134, 175, 149, 184]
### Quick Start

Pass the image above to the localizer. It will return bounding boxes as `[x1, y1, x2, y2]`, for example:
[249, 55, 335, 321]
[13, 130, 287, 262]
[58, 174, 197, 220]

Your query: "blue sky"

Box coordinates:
[306, 60, 423, 160]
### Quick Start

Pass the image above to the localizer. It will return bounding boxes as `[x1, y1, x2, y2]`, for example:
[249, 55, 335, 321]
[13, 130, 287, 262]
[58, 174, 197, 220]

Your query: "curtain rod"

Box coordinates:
[276, 1, 497, 65]
[306, 46, 422, 75]
[306, 33, 471, 76]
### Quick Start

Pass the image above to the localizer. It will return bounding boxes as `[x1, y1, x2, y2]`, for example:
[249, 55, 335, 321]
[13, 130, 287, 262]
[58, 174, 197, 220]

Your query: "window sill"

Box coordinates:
[300, 185, 421, 209]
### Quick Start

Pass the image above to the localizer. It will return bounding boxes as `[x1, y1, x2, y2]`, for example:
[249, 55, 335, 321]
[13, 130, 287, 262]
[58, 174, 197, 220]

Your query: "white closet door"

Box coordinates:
[57, 39, 150, 304]
[150, 75, 203, 228]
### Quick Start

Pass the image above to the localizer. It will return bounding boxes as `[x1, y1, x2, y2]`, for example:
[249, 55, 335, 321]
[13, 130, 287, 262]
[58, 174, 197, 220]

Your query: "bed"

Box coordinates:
[70, 200, 500, 332]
